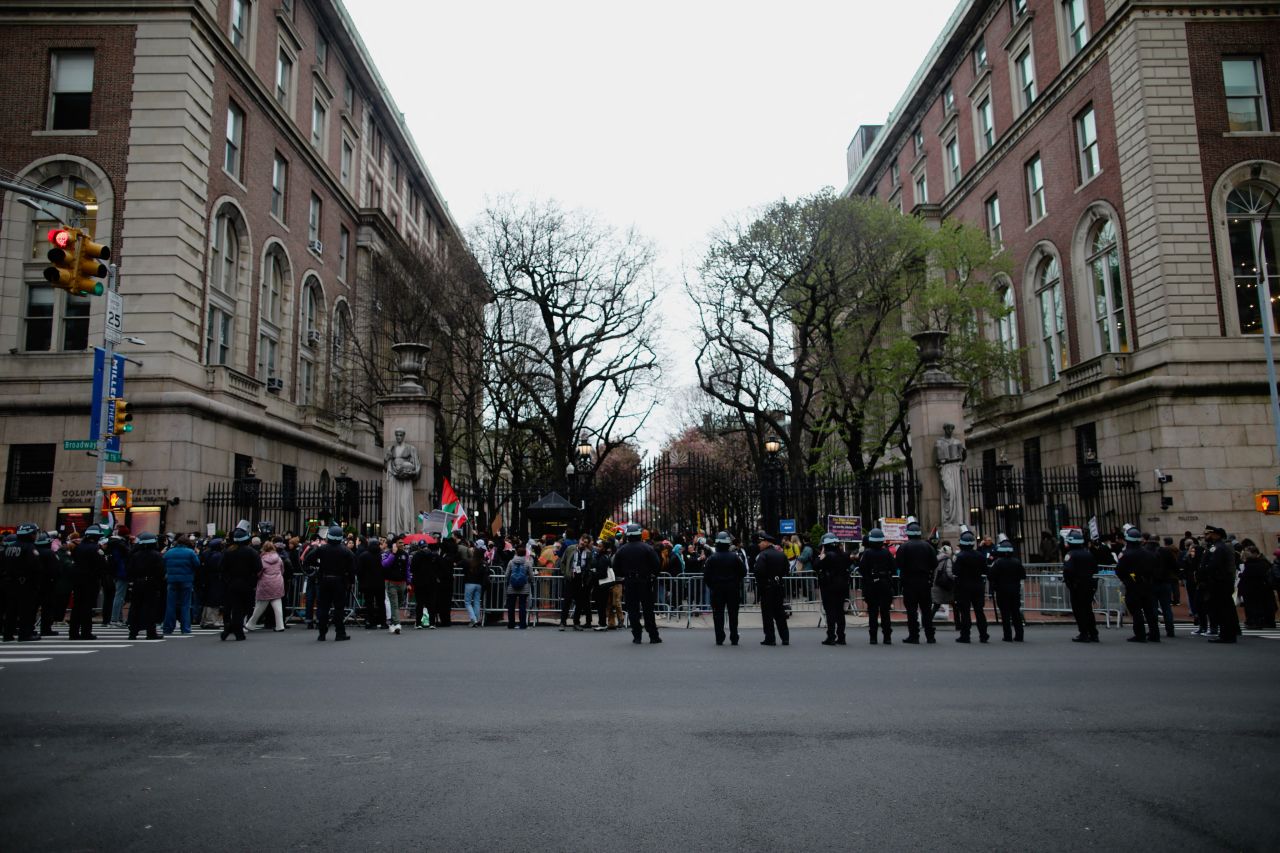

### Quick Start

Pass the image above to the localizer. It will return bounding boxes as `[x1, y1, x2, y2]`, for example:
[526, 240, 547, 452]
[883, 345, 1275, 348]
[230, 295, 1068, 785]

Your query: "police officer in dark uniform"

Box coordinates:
[220, 527, 260, 641]
[704, 531, 746, 646]
[70, 525, 107, 640]
[126, 532, 166, 640]
[754, 532, 790, 646]
[1115, 526, 1159, 643]
[314, 525, 355, 641]
[1203, 525, 1241, 644]
[615, 523, 661, 644]
[859, 528, 894, 645]
[1062, 529, 1099, 642]
[952, 531, 990, 643]
[410, 540, 442, 629]
[988, 539, 1027, 642]
[2, 523, 43, 643]
[895, 521, 936, 644]
[35, 530, 62, 636]
[817, 533, 851, 646]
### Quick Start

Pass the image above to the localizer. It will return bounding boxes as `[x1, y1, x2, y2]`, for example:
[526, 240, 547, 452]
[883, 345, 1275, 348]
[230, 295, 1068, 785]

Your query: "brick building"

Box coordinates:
[842, 0, 1280, 544]
[0, 0, 467, 534]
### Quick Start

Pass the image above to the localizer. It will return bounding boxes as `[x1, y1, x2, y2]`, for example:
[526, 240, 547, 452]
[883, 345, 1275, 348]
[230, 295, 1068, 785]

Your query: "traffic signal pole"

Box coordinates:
[95, 263, 119, 527]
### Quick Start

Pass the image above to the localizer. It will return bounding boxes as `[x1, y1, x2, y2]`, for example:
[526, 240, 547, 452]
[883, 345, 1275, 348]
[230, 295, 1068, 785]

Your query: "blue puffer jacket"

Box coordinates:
[164, 544, 200, 584]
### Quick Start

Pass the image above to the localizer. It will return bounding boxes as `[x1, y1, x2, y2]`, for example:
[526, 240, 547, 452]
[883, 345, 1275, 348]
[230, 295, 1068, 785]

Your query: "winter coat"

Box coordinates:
[256, 552, 286, 601]
[163, 544, 200, 585]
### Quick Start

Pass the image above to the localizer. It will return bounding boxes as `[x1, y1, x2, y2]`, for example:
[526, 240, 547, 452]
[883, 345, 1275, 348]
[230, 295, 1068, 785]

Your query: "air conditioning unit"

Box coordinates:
[308, 239, 324, 254]
[266, 377, 284, 393]
[307, 330, 322, 345]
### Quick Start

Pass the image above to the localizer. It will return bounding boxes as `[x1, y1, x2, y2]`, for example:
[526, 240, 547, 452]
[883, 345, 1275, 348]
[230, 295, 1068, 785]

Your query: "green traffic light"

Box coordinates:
[92, 282, 104, 296]
[122, 423, 133, 432]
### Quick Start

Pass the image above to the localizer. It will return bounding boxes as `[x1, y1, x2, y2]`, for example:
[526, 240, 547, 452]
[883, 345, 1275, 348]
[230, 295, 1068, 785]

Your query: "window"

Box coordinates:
[1036, 256, 1067, 383]
[338, 225, 349, 281]
[1075, 423, 1097, 466]
[64, 292, 90, 351]
[316, 30, 328, 71]
[890, 161, 900, 187]
[23, 176, 97, 352]
[303, 280, 320, 339]
[308, 194, 322, 245]
[340, 139, 353, 188]
[261, 252, 284, 326]
[299, 279, 321, 406]
[206, 305, 232, 365]
[945, 137, 961, 190]
[343, 76, 354, 111]
[986, 194, 1003, 249]
[1026, 154, 1046, 223]
[48, 50, 93, 130]
[1076, 105, 1100, 181]
[211, 214, 240, 293]
[974, 40, 988, 72]
[1015, 47, 1037, 113]
[299, 357, 315, 406]
[996, 285, 1019, 395]
[1227, 182, 1280, 334]
[332, 306, 352, 403]
[1087, 218, 1129, 354]
[23, 286, 54, 352]
[271, 153, 288, 220]
[224, 102, 245, 180]
[1223, 58, 1268, 132]
[311, 98, 328, 151]
[275, 47, 293, 107]
[1012, 0, 1027, 19]
[977, 96, 995, 153]
[5, 444, 55, 504]
[943, 83, 955, 114]
[257, 334, 278, 381]
[229, 0, 251, 53]
[913, 127, 924, 155]
[914, 171, 928, 206]
[390, 157, 400, 191]
[1063, 0, 1089, 56]
[207, 210, 241, 366]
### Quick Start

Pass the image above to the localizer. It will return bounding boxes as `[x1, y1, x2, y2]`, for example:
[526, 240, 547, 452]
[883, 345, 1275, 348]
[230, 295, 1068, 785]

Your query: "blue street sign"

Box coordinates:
[779, 518, 796, 535]
[90, 347, 126, 453]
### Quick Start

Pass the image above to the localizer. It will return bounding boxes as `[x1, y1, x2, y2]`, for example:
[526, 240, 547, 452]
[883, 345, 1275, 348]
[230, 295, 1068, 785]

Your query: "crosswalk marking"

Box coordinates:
[0, 625, 217, 673]
[0, 658, 52, 664]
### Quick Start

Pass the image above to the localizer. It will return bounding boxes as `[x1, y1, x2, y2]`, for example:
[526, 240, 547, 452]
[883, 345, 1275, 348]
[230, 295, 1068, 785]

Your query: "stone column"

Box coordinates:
[379, 343, 439, 533]
[905, 331, 968, 541]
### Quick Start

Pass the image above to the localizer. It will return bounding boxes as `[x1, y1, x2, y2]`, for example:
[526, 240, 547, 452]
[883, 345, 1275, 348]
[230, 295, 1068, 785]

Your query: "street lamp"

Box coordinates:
[761, 437, 783, 534]
[764, 437, 781, 455]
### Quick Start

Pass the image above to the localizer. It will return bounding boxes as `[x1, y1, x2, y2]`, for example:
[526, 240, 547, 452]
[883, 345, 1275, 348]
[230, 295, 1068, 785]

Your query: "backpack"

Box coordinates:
[934, 557, 954, 592]
[509, 561, 528, 590]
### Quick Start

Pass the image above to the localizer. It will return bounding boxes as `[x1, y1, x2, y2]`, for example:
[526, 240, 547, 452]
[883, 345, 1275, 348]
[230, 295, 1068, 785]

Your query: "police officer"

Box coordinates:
[2, 523, 43, 643]
[754, 532, 790, 646]
[614, 523, 661, 644]
[860, 529, 895, 645]
[988, 539, 1027, 642]
[895, 521, 936, 644]
[35, 530, 63, 636]
[70, 525, 107, 641]
[1062, 530, 1099, 643]
[817, 533, 851, 646]
[1115, 526, 1159, 643]
[314, 525, 356, 642]
[220, 527, 261, 641]
[1202, 525, 1241, 644]
[952, 531, 990, 643]
[126, 532, 166, 640]
[703, 531, 746, 646]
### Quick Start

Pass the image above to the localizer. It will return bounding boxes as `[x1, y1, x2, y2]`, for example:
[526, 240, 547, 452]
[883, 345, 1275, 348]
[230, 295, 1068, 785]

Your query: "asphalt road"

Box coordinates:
[1, 622, 1278, 852]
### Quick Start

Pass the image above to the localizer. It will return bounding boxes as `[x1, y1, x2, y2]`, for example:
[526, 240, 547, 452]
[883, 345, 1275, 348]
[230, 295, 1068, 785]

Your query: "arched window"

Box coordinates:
[1036, 256, 1067, 383]
[1227, 182, 1280, 334]
[331, 303, 352, 407]
[298, 276, 323, 406]
[1087, 218, 1128, 353]
[996, 283, 1019, 395]
[206, 209, 245, 366]
[23, 175, 98, 352]
[257, 248, 288, 384]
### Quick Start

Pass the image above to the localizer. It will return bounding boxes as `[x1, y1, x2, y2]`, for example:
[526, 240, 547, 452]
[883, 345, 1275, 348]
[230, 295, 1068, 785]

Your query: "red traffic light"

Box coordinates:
[48, 227, 73, 249]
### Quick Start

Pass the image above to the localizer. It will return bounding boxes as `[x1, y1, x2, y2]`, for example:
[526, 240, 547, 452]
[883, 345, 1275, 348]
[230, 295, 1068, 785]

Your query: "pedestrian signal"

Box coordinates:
[102, 487, 132, 511]
[1255, 491, 1280, 514]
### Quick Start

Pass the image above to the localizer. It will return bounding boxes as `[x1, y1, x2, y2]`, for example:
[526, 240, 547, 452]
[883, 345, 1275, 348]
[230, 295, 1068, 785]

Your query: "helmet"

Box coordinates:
[474, 539, 487, 550]
[820, 532, 840, 547]
[905, 521, 923, 539]
[714, 531, 732, 546]
[137, 532, 159, 547]
[995, 540, 1014, 555]
[16, 523, 38, 541]
[624, 523, 643, 540]
[866, 528, 886, 546]
[34, 530, 50, 546]
[209, 537, 224, 549]
[83, 525, 103, 540]
[1123, 526, 1142, 543]
[1065, 529, 1085, 546]
[231, 527, 251, 544]
[367, 536, 381, 549]
[326, 525, 344, 542]
[958, 531, 976, 549]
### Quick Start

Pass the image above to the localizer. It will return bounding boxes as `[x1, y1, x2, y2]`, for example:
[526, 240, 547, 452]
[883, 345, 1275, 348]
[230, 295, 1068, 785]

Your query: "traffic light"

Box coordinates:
[42, 226, 109, 296]
[1255, 491, 1280, 514]
[102, 487, 131, 512]
[110, 398, 132, 434]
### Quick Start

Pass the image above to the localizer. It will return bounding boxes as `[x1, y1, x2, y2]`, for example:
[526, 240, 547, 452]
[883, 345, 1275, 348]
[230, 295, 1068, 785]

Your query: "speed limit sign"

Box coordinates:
[105, 290, 123, 345]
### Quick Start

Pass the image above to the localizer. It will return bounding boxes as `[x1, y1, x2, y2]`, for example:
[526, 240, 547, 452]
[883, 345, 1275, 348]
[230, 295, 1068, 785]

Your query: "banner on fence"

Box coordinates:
[827, 514, 862, 541]
[881, 517, 908, 543]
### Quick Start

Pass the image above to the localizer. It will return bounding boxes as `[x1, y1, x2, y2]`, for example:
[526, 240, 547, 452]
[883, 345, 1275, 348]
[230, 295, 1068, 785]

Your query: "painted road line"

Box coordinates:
[0, 650, 98, 656]
[0, 658, 52, 663]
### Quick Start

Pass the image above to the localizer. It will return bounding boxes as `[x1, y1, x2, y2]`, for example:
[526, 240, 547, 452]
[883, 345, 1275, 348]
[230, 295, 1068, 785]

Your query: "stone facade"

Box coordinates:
[0, 0, 466, 534]
[843, 0, 1280, 546]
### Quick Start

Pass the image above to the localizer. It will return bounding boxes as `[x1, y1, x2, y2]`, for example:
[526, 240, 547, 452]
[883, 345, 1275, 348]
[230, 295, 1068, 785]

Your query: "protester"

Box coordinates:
[246, 540, 287, 632]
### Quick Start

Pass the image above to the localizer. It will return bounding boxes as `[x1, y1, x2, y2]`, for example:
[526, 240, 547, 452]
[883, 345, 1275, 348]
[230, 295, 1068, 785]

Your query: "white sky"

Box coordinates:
[345, 0, 960, 447]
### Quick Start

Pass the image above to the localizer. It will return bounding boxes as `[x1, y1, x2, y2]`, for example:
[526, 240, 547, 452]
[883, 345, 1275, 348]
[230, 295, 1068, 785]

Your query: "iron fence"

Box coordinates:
[203, 478, 383, 537]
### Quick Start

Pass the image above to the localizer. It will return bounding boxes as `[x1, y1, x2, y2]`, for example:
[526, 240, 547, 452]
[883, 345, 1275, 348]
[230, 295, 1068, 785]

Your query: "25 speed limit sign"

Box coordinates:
[105, 290, 123, 345]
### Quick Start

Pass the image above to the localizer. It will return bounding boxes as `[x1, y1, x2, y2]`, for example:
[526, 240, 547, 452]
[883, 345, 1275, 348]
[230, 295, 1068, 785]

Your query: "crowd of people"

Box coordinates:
[2, 515, 1276, 647]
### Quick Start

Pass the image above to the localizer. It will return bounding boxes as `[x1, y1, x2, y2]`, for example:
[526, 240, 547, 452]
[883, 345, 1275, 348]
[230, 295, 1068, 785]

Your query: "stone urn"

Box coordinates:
[390, 342, 431, 395]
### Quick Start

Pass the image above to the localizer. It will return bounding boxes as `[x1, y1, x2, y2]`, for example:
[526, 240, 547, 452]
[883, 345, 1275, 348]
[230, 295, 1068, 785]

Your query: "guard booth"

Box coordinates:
[524, 491, 581, 541]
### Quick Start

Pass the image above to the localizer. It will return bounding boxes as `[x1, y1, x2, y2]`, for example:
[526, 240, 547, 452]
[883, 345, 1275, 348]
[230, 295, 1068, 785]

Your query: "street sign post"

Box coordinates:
[104, 290, 123, 345]
[63, 439, 97, 451]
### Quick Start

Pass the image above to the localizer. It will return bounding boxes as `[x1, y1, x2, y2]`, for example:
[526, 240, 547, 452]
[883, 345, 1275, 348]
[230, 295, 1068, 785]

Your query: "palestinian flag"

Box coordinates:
[441, 478, 468, 536]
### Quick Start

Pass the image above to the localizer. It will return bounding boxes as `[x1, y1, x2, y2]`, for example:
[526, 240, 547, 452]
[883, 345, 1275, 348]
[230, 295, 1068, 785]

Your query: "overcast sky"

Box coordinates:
[345, 0, 960, 447]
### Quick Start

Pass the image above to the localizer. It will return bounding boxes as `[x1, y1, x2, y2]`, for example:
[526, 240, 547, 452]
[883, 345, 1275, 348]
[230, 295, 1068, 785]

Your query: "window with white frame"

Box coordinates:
[914, 170, 928, 206]
[1014, 46, 1037, 114]
[977, 95, 995, 154]
[271, 152, 288, 221]
[48, 50, 93, 130]
[331, 306, 351, 404]
[207, 211, 242, 366]
[1227, 182, 1280, 334]
[1063, 0, 1089, 57]
[261, 251, 284, 327]
[974, 40, 988, 72]
[945, 137, 961, 190]
[1026, 154, 1046, 223]
[206, 304, 232, 365]
[340, 138, 353, 188]
[308, 194, 321, 246]
[338, 225, 349, 281]
[943, 83, 955, 114]
[299, 278, 322, 405]
[1036, 256, 1067, 383]
[913, 127, 924, 155]
[316, 30, 328, 71]
[1012, 0, 1027, 20]
[224, 102, 245, 180]
[275, 46, 293, 108]
[996, 283, 1019, 394]
[986, 194, 1003, 249]
[1087, 217, 1129, 354]
[890, 161, 900, 187]
[211, 213, 240, 294]
[311, 97, 328, 152]
[23, 175, 98, 352]
[229, 0, 251, 54]
[343, 75, 354, 112]
[1076, 105, 1100, 181]
[1223, 58, 1268, 132]
[257, 334, 278, 382]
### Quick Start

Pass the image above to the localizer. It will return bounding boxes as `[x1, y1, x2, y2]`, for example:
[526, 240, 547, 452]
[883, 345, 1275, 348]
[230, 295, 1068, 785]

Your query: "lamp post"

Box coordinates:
[761, 438, 782, 535]
[995, 452, 1018, 548]
[1079, 447, 1102, 536]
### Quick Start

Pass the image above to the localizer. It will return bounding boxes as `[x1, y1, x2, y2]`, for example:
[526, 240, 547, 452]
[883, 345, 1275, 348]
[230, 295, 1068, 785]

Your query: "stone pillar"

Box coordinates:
[379, 343, 439, 533]
[905, 331, 968, 541]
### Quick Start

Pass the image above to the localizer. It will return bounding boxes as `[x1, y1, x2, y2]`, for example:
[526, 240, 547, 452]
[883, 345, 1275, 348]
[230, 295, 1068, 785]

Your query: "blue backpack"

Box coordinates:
[509, 561, 529, 590]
